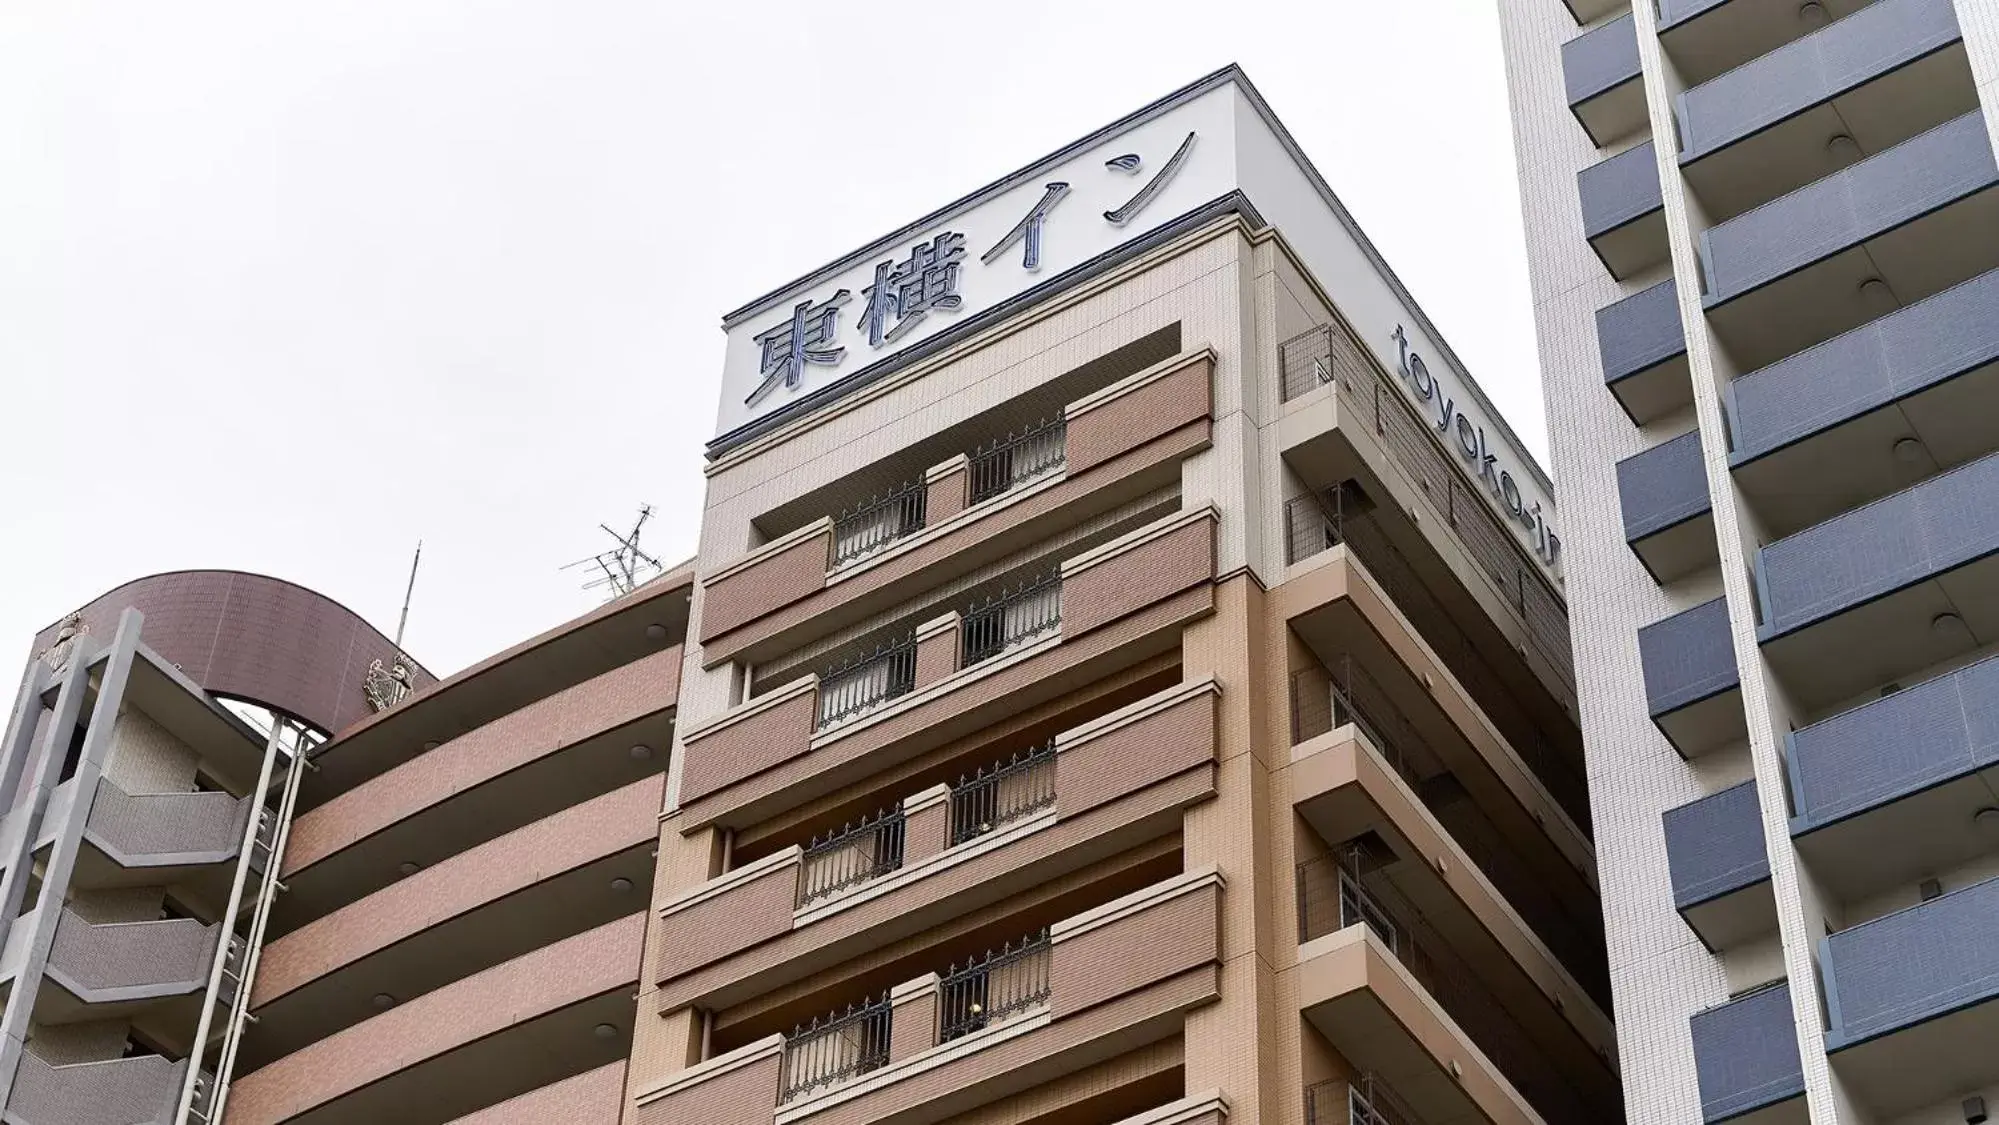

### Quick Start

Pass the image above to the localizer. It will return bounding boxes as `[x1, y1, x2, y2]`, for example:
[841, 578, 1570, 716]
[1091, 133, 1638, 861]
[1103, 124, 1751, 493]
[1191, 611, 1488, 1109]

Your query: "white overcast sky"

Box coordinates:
[0, 1, 1540, 676]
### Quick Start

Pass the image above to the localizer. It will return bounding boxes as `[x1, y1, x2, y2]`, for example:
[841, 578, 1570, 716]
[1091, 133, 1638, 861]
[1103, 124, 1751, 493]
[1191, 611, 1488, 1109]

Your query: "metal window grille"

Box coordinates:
[780, 993, 892, 1103]
[796, 807, 906, 908]
[948, 743, 1056, 847]
[938, 930, 1052, 1042]
[1285, 492, 1345, 567]
[1303, 1075, 1420, 1125]
[831, 483, 928, 568]
[815, 635, 918, 730]
[967, 419, 1067, 505]
[1297, 850, 1399, 952]
[960, 575, 1062, 667]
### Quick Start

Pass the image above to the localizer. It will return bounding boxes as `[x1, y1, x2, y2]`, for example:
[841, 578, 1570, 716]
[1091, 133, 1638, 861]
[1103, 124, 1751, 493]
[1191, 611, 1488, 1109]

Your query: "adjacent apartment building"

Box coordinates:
[2, 66, 1614, 1125]
[1498, 1, 1999, 1123]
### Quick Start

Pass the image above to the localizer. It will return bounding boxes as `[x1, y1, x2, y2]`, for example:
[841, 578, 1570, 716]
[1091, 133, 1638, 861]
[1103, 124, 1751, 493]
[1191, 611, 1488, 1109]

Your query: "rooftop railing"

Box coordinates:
[1278, 324, 1572, 694]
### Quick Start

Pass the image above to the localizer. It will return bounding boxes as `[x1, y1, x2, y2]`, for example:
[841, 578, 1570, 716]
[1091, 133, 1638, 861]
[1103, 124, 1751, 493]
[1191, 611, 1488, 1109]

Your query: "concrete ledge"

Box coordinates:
[681, 674, 819, 745]
[1061, 505, 1220, 580]
[706, 518, 835, 585]
[1066, 347, 1217, 421]
[633, 1034, 783, 1106]
[659, 845, 802, 919]
[1051, 866, 1224, 944]
[1056, 678, 1219, 751]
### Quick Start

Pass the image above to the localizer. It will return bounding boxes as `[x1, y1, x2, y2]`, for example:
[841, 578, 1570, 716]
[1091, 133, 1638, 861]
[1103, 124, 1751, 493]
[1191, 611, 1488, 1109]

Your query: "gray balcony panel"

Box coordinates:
[1677, 0, 1963, 163]
[46, 911, 219, 1004]
[1620, 430, 1710, 542]
[1599, 280, 1692, 424]
[1702, 112, 1999, 306]
[1581, 141, 1663, 237]
[1658, 0, 1730, 29]
[1665, 781, 1770, 909]
[1581, 141, 1668, 278]
[1823, 874, 1999, 1049]
[86, 780, 249, 866]
[1691, 982, 1807, 1122]
[1758, 448, 1999, 638]
[7, 1051, 185, 1125]
[1790, 653, 1999, 831]
[1600, 280, 1686, 385]
[1641, 598, 1740, 717]
[1564, 13, 1640, 106]
[1730, 267, 1999, 463]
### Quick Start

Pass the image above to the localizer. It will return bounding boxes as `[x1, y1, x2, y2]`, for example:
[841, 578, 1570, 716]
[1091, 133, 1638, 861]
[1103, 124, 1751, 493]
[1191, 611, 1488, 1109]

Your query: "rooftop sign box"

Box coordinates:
[712, 66, 1558, 576]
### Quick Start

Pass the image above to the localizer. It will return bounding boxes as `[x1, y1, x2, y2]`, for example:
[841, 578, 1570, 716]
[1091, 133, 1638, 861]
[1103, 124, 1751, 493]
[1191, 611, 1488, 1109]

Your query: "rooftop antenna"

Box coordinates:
[563, 504, 665, 601]
[394, 540, 423, 650]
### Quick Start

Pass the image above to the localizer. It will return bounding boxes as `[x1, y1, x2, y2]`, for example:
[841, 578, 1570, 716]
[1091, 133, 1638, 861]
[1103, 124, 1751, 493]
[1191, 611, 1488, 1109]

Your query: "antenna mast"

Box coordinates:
[394, 540, 423, 650]
[563, 505, 665, 601]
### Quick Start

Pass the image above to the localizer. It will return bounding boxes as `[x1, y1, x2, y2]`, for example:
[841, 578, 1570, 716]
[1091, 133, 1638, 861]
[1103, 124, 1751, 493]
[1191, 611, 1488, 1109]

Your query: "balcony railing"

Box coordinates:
[1284, 493, 1587, 830]
[1296, 856, 1568, 1119]
[967, 418, 1067, 505]
[780, 993, 892, 1104]
[1305, 1074, 1422, 1125]
[815, 635, 919, 730]
[1690, 982, 1807, 1123]
[796, 807, 906, 909]
[938, 930, 1053, 1042]
[1290, 654, 1601, 990]
[47, 910, 220, 999]
[948, 743, 1056, 847]
[86, 780, 250, 865]
[1277, 325, 1572, 695]
[832, 483, 928, 568]
[960, 575, 1062, 667]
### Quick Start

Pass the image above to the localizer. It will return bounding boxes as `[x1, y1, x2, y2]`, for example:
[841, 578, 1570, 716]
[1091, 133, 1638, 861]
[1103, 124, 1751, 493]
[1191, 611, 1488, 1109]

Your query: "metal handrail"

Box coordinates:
[1304, 1073, 1423, 1125]
[831, 482, 928, 568]
[780, 993, 892, 1103]
[938, 930, 1053, 1042]
[815, 635, 919, 730]
[948, 743, 1056, 846]
[967, 418, 1067, 504]
[796, 807, 906, 908]
[960, 574, 1062, 667]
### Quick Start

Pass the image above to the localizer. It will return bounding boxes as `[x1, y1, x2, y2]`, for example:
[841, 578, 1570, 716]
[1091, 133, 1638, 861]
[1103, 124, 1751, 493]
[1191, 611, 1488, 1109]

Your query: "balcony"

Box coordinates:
[1663, 781, 1775, 950]
[1289, 728, 1618, 1115]
[1617, 429, 1715, 583]
[1755, 448, 1999, 708]
[1563, 13, 1645, 146]
[655, 678, 1218, 1012]
[1599, 280, 1691, 425]
[1677, 0, 1972, 222]
[240, 775, 662, 1070]
[696, 349, 1214, 668]
[274, 645, 677, 932]
[25, 909, 220, 1020]
[1701, 111, 1999, 373]
[1821, 875, 1999, 1114]
[676, 506, 1217, 832]
[1277, 324, 1574, 709]
[1659, 0, 1873, 88]
[1786, 653, 1999, 902]
[5, 1051, 188, 1125]
[1728, 266, 1999, 538]
[1294, 868, 1588, 1125]
[223, 913, 644, 1125]
[1689, 982, 1808, 1124]
[1638, 597, 1745, 757]
[1302, 1074, 1423, 1125]
[70, 778, 251, 888]
[634, 870, 1222, 1125]
[1581, 141, 1667, 279]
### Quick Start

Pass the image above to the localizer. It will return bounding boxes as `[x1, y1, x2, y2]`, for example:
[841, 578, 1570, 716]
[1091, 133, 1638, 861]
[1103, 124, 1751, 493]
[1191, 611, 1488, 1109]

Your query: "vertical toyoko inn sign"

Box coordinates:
[713, 68, 1562, 579]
